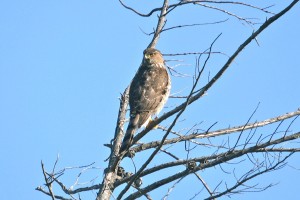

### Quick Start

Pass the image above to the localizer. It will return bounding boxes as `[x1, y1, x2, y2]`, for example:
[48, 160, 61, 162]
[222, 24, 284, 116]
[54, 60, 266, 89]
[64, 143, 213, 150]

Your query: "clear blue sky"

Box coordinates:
[1, 1, 299, 199]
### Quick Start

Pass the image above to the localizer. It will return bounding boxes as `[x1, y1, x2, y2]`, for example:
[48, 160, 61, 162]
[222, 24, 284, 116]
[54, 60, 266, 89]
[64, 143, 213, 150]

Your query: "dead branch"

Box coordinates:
[195, 2, 258, 25]
[41, 161, 55, 200]
[132, 108, 300, 152]
[96, 87, 129, 200]
[147, 19, 229, 35]
[117, 27, 220, 200]
[118, 1, 274, 17]
[35, 186, 72, 200]
[205, 153, 293, 199]
[131, 0, 299, 147]
[147, 0, 169, 48]
[37, 1, 300, 200]
[163, 51, 228, 57]
[122, 131, 300, 199]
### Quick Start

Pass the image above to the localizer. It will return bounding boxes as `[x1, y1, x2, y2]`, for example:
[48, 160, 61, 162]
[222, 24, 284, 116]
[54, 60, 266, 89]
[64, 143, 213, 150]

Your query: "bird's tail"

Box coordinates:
[120, 114, 140, 152]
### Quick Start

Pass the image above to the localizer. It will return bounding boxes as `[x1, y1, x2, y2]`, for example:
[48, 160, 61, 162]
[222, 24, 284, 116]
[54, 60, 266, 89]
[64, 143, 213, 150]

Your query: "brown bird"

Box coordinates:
[120, 48, 171, 152]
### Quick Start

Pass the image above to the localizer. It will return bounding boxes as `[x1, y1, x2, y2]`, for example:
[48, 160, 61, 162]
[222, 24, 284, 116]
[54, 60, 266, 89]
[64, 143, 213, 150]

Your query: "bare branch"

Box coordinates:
[195, 3, 258, 25]
[51, 174, 101, 195]
[205, 153, 293, 199]
[41, 161, 55, 200]
[231, 103, 260, 150]
[193, 173, 215, 199]
[38, 1, 300, 200]
[122, 131, 300, 199]
[118, 27, 221, 200]
[256, 148, 300, 152]
[148, 19, 229, 35]
[148, 0, 169, 48]
[132, 109, 300, 152]
[178, 1, 275, 15]
[163, 51, 228, 57]
[36, 186, 72, 200]
[131, 0, 300, 147]
[96, 87, 130, 200]
[162, 177, 185, 200]
[118, 1, 275, 17]
[118, 0, 160, 17]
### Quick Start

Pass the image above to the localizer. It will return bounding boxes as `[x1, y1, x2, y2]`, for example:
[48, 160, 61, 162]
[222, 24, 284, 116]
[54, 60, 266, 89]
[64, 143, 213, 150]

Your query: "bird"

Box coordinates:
[120, 48, 171, 152]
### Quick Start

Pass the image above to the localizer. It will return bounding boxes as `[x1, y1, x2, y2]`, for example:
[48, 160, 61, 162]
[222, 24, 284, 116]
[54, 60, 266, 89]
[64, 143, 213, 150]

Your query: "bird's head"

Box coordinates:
[143, 48, 164, 65]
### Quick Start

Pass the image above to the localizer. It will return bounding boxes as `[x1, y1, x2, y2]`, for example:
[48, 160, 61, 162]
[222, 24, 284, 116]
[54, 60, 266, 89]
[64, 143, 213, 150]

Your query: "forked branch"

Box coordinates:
[131, 0, 299, 149]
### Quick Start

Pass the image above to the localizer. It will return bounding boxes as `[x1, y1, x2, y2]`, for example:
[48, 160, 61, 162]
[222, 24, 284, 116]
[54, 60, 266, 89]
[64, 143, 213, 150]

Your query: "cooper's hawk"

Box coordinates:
[120, 48, 171, 152]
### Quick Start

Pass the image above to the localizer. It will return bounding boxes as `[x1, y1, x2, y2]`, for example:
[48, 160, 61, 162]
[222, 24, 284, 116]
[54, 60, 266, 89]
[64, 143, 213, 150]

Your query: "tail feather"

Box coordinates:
[120, 114, 140, 152]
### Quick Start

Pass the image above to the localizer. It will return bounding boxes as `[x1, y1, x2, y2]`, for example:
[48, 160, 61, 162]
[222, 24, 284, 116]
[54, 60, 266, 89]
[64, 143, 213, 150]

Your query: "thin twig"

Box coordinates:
[205, 153, 293, 199]
[132, 109, 300, 152]
[36, 186, 72, 200]
[122, 131, 300, 199]
[151, 19, 229, 34]
[131, 1, 300, 147]
[193, 173, 215, 199]
[41, 161, 55, 200]
[148, 0, 169, 48]
[118, 1, 275, 17]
